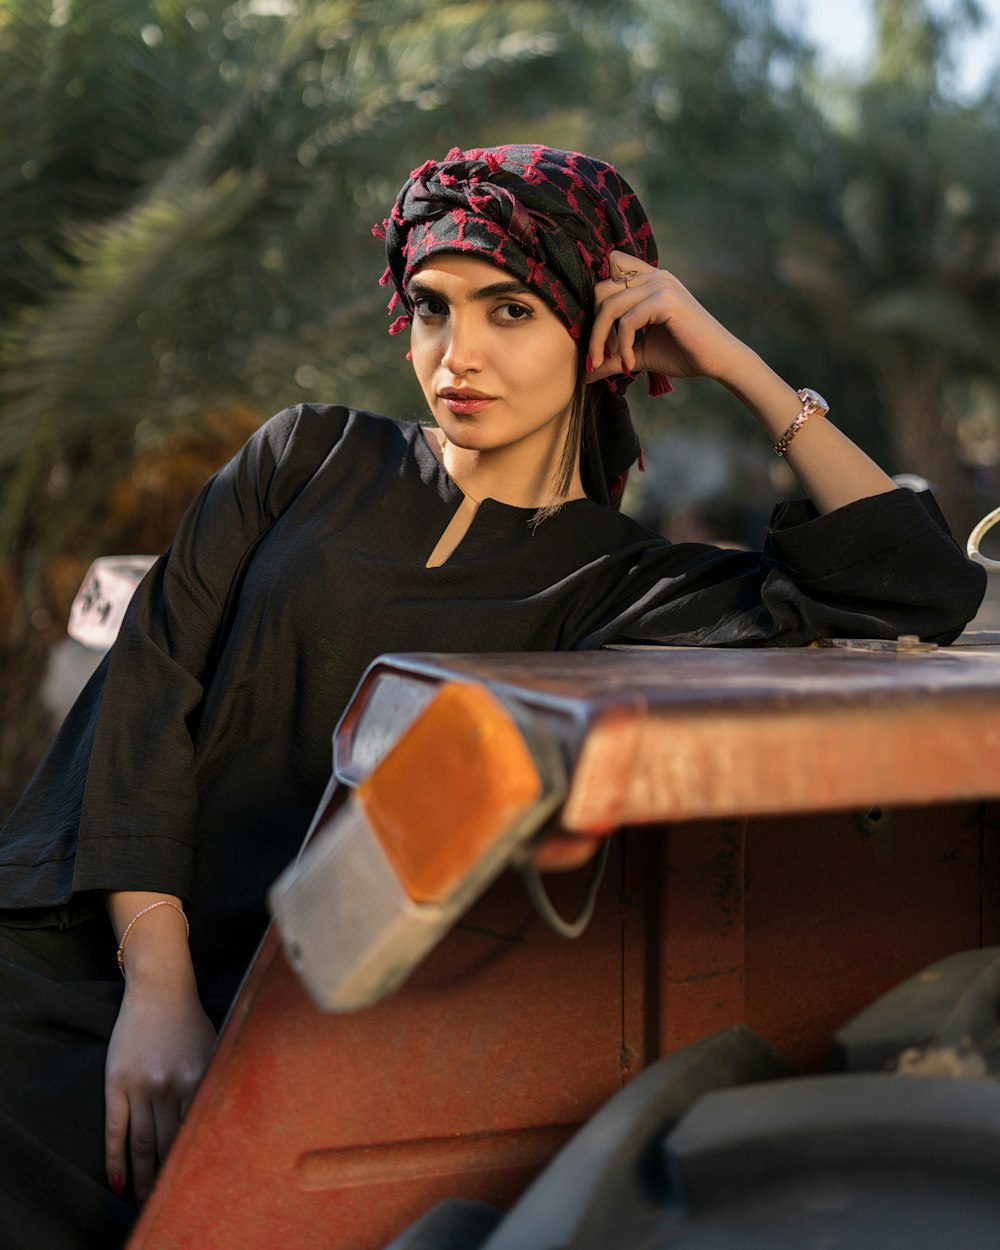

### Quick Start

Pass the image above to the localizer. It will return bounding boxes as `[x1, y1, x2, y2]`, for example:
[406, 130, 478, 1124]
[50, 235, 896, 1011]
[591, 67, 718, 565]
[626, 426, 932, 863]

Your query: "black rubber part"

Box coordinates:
[834, 946, 1000, 1072]
[641, 1073, 1000, 1248]
[381, 1198, 503, 1250]
[479, 1025, 794, 1250]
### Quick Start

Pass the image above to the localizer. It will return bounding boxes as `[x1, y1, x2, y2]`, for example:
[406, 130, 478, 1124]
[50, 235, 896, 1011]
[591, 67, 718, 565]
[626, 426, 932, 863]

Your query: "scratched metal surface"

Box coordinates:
[339, 636, 1000, 824]
[352, 635, 1000, 714]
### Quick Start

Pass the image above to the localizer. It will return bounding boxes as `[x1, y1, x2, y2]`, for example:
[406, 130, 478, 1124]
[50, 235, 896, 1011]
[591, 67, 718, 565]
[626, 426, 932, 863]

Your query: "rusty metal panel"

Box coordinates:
[129, 639, 1000, 1248]
[984, 801, 1000, 946]
[741, 803, 987, 1070]
[130, 851, 642, 1250]
[654, 819, 749, 1054]
[130, 806, 993, 1248]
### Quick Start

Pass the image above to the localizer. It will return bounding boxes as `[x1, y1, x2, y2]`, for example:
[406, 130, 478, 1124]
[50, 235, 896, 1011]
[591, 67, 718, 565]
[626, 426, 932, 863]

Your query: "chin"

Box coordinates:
[438, 424, 502, 452]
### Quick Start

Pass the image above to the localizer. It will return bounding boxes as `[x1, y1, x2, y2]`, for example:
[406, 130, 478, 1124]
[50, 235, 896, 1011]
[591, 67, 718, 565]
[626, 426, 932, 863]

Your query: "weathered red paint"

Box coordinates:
[129, 638, 1000, 1249]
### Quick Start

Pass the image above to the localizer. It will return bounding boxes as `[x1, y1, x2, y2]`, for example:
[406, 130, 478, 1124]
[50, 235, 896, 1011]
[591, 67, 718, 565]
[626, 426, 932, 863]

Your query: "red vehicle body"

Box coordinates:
[127, 635, 1000, 1249]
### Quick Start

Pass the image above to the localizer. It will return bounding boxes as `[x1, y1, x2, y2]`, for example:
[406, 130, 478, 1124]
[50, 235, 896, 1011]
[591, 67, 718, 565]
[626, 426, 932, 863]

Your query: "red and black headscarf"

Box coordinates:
[374, 143, 671, 507]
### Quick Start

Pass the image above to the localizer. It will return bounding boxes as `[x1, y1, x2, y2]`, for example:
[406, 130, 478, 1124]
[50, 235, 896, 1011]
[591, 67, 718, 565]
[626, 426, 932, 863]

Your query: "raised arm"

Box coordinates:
[585, 250, 897, 514]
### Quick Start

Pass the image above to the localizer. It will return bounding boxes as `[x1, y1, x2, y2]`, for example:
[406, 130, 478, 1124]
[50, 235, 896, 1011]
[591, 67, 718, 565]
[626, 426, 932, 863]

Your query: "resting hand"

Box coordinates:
[104, 893, 216, 1205]
[585, 249, 753, 386]
[105, 976, 216, 1204]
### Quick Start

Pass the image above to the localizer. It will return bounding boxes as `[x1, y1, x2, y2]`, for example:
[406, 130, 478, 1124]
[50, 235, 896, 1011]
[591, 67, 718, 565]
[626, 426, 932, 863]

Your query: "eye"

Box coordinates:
[412, 296, 448, 318]
[494, 302, 533, 323]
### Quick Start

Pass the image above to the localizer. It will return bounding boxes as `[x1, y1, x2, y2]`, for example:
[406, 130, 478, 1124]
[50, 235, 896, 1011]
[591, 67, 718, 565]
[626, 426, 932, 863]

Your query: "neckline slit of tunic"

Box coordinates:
[425, 495, 481, 568]
[414, 424, 593, 569]
[418, 427, 480, 568]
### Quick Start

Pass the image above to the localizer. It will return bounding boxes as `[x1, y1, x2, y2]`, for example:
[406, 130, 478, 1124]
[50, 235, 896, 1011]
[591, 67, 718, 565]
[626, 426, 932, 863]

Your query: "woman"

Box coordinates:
[0, 144, 985, 1248]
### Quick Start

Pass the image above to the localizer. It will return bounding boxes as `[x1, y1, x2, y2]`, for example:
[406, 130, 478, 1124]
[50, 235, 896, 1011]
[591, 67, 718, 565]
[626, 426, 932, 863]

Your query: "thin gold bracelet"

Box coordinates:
[116, 900, 190, 976]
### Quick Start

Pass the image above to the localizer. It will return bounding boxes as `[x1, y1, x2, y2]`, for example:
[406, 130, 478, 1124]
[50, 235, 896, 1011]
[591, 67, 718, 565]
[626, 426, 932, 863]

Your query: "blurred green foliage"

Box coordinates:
[2, 0, 999, 821]
[1, 0, 999, 570]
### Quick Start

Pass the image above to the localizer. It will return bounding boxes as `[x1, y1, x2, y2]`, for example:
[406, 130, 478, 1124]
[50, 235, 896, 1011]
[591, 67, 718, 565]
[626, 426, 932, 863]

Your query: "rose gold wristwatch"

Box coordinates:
[774, 387, 829, 457]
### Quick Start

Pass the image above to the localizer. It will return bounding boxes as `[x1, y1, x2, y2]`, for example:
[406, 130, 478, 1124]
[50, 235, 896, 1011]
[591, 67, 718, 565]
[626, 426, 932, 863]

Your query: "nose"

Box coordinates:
[440, 311, 482, 376]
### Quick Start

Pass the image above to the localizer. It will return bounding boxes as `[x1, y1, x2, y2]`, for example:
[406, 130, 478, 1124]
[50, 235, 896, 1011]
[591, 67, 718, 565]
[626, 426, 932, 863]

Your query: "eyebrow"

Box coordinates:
[407, 278, 535, 303]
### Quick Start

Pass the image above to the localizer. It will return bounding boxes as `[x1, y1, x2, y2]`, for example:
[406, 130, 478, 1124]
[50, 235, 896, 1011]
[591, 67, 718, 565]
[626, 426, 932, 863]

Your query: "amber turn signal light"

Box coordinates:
[269, 679, 565, 1010]
[360, 682, 543, 904]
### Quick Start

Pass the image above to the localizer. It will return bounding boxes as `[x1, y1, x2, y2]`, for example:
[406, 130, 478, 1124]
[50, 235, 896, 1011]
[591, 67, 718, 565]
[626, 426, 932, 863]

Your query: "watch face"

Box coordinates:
[798, 387, 829, 417]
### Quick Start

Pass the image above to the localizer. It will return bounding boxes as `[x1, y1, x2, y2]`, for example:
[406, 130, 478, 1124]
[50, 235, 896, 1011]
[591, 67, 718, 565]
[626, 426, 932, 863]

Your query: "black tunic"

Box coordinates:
[0, 403, 986, 1248]
[1, 403, 987, 1003]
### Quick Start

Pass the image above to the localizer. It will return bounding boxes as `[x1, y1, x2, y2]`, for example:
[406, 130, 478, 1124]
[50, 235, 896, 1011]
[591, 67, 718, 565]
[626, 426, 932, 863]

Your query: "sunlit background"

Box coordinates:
[2, 0, 999, 818]
[785, 0, 1000, 97]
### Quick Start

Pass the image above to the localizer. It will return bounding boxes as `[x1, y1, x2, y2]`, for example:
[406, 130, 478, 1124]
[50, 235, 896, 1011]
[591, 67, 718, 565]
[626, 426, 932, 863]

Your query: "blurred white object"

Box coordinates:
[968, 505, 1000, 573]
[891, 473, 933, 493]
[67, 555, 156, 651]
[41, 639, 104, 722]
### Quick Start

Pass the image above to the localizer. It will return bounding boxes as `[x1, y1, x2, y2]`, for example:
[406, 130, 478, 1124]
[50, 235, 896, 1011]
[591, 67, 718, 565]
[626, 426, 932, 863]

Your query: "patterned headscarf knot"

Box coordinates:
[375, 144, 672, 507]
[406, 169, 559, 258]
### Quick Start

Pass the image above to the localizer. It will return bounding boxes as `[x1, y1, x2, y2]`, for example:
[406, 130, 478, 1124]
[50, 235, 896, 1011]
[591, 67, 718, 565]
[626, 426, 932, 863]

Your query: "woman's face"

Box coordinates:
[408, 253, 579, 460]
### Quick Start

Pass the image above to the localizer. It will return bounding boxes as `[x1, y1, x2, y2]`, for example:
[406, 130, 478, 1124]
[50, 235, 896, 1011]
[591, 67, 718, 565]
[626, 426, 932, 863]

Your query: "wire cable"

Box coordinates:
[519, 839, 611, 939]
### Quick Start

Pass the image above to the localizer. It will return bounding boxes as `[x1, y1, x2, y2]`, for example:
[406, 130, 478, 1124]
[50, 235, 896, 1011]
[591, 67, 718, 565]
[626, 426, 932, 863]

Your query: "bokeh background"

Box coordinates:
[2, 0, 999, 818]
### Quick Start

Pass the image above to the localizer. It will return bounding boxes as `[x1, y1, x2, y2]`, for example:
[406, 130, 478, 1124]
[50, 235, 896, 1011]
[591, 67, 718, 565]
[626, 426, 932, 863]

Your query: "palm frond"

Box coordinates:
[0, 0, 581, 556]
[0, 175, 265, 547]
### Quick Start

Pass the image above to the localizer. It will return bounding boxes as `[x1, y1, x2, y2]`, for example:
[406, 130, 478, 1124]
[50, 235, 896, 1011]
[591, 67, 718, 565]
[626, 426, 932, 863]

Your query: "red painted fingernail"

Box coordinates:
[585, 354, 593, 372]
[622, 366, 634, 378]
[110, 1175, 124, 1198]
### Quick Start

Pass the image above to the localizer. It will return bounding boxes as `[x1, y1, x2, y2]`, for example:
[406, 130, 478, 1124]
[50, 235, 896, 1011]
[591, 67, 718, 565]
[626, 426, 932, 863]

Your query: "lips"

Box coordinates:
[438, 388, 496, 415]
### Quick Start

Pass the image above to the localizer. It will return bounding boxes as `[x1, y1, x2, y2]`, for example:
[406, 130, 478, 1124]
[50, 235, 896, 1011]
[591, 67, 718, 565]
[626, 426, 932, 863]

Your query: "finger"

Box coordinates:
[105, 1085, 130, 1198]
[128, 1099, 159, 1205]
[589, 280, 652, 369]
[584, 349, 630, 384]
[591, 253, 642, 368]
[153, 1096, 182, 1167]
[614, 295, 661, 373]
[588, 297, 626, 371]
[607, 248, 655, 280]
[590, 293, 654, 375]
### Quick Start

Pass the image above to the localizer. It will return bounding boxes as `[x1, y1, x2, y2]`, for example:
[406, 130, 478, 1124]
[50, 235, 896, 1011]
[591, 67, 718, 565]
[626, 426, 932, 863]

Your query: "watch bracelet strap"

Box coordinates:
[773, 389, 828, 457]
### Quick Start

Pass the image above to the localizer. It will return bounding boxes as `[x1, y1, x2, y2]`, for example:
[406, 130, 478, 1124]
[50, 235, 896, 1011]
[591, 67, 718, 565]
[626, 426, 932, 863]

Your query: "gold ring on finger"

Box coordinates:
[612, 268, 639, 289]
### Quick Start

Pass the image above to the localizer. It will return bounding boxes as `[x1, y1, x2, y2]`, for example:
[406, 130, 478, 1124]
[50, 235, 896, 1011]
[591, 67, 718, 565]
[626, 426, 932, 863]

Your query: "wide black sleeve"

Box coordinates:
[573, 489, 987, 649]
[0, 404, 351, 908]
